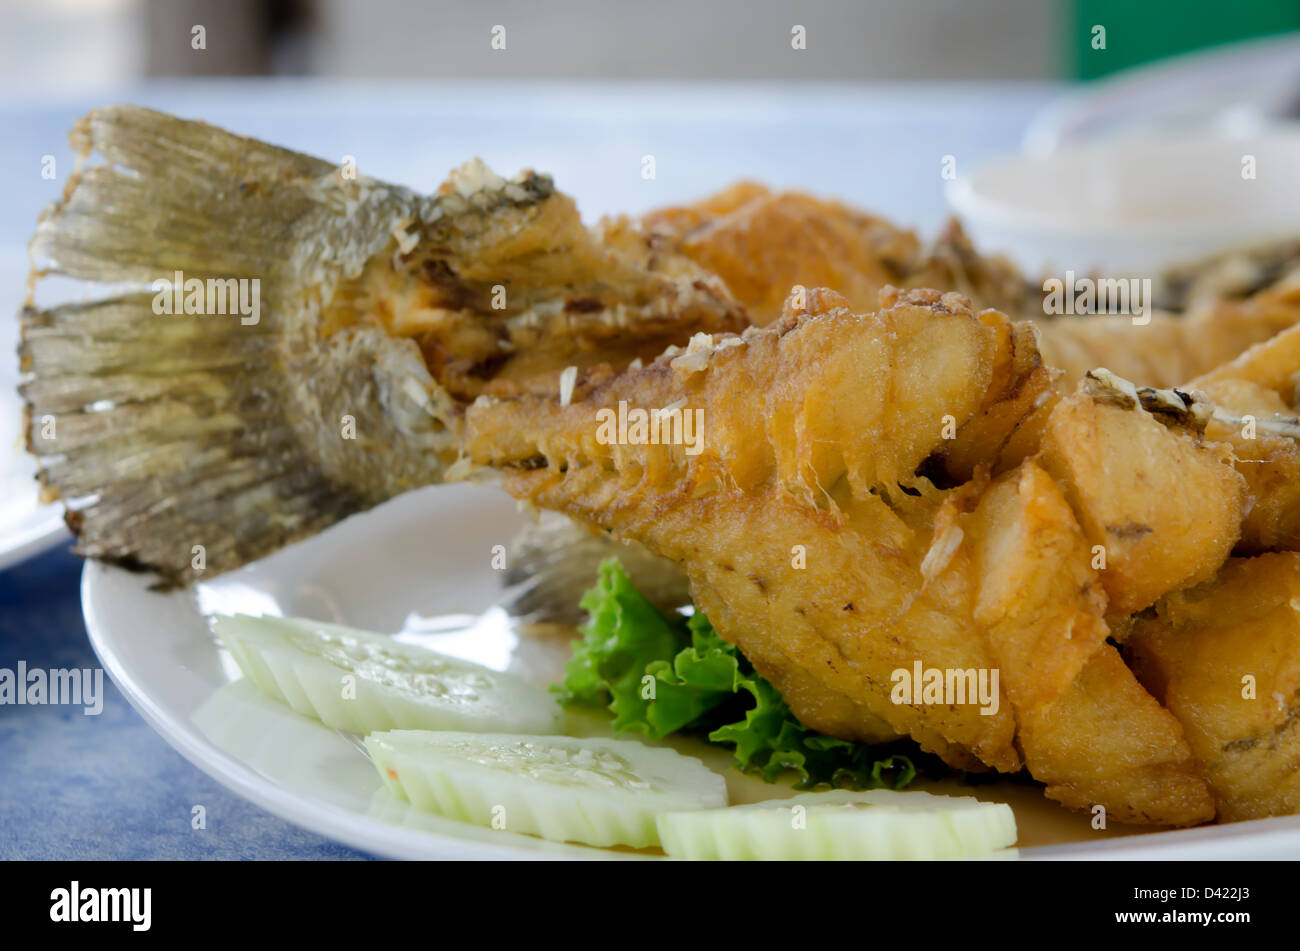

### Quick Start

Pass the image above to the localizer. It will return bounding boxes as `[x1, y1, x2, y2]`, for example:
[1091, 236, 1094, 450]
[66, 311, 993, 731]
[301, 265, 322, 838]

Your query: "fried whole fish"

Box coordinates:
[22, 107, 1300, 827]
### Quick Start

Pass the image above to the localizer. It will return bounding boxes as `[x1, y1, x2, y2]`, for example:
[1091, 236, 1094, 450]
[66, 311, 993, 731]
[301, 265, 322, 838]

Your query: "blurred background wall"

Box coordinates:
[2, 0, 1297, 93]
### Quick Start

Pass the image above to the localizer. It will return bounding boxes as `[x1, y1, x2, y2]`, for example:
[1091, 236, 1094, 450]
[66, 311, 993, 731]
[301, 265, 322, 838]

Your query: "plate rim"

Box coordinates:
[80, 561, 597, 861]
[0, 507, 68, 573]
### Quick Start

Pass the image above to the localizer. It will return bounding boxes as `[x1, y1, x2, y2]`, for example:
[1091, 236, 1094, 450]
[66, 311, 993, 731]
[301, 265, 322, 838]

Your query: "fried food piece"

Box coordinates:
[647, 185, 1300, 389]
[904, 219, 1034, 320]
[1036, 386, 1246, 615]
[955, 366, 1251, 615]
[1126, 553, 1300, 821]
[502, 289, 1065, 627]
[643, 186, 1030, 324]
[1030, 361, 1300, 562]
[1197, 379, 1300, 553]
[964, 461, 1110, 711]
[470, 288, 1039, 503]
[938, 314, 1062, 482]
[961, 461, 1212, 826]
[1034, 276, 1300, 388]
[1016, 645, 1215, 826]
[658, 487, 1019, 771]
[1188, 317, 1300, 552]
[470, 292, 1217, 824]
[642, 185, 922, 326]
[469, 289, 1039, 771]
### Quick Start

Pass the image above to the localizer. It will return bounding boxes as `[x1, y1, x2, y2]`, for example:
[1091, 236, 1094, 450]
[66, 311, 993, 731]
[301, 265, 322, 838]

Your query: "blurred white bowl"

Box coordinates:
[945, 131, 1300, 277]
[1021, 34, 1300, 155]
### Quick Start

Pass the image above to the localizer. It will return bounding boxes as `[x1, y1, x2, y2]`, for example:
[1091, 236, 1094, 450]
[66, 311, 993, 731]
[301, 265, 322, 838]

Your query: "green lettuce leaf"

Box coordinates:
[556, 558, 915, 790]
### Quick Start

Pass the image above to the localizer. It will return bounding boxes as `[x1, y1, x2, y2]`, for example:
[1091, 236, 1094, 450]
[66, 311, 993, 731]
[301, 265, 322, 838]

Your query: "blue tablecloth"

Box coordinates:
[0, 546, 371, 859]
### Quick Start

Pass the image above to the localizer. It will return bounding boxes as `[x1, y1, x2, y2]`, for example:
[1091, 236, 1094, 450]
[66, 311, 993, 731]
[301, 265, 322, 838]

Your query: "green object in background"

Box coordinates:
[1071, 0, 1300, 79]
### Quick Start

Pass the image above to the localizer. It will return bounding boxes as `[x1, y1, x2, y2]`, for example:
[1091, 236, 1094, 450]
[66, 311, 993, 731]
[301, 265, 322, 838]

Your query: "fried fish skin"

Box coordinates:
[469, 289, 1032, 771]
[1126, 553, 1300, 822]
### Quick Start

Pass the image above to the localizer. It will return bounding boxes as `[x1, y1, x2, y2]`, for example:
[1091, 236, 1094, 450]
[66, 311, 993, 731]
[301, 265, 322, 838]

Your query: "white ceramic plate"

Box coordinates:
[1, 244, 68, 571]
[82, 483, 1300, 859]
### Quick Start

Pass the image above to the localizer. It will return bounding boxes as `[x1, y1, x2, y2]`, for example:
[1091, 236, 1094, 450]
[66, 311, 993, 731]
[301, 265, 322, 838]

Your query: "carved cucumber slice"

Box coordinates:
[213, 614, 562, 735]
[365, 730, 727, 848]
[657, 789, 1017, 860]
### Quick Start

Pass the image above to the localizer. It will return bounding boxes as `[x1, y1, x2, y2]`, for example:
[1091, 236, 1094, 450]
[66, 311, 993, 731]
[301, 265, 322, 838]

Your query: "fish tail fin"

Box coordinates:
[21, 106, 456, 585]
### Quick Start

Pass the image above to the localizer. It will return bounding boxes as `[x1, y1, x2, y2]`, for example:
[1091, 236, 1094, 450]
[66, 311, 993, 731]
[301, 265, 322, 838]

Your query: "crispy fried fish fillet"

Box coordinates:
[1016, 645, 1215, 825]
[1184, 321, 1300, 552]
[641, 183, 920, 325]
[508, 310, 1055, 624]
[1127, 553, 1300, 821]
[1035, 385, 1246, 615]
[942, 362, 1248, 621]
[468, 288, 1218, 822]
[1012, 359, 1300, 576]
[962, 461, 1213, 825]
[963, 461, 1111, 712]
[470, 288, 1033, 771]
[994, 328, 1300, 574]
